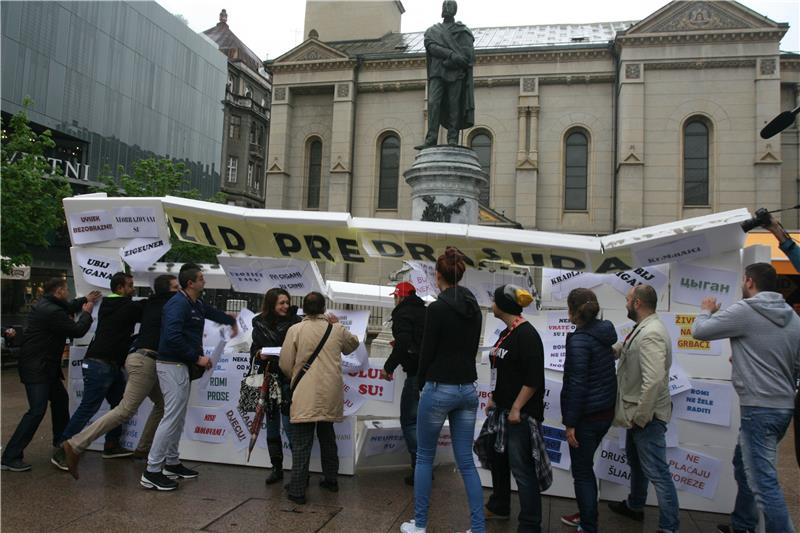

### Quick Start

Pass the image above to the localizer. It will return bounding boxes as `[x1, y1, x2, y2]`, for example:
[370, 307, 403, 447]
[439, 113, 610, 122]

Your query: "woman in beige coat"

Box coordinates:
[279, 292, 359, 505]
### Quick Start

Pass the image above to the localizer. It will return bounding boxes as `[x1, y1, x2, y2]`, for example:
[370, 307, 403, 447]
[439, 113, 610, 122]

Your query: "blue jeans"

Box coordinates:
[625, 419, 680, 533]
[59, 358, 126, 447]
[568, 418, 611, 533]
[2, 380, 69, 462]
[414, 382, 485, 533]
[487, 420, 543, 532]
[731, 406, 795, 533]
[266, 382, 292, 465]
[400, 374, 419, 467]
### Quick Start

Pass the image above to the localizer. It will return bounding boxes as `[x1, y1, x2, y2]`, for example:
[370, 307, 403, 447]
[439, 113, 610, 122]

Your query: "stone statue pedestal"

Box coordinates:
[404, 146, 488, 224]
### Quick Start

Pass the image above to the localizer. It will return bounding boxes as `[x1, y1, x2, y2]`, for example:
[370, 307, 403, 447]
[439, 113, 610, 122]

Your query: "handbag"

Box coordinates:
[237, 354, 265, 413]
[283, 323, 333, 414]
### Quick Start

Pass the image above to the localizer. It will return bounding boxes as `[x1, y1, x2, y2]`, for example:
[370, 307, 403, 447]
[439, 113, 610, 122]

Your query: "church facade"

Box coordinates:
[264, 0, 799, 284]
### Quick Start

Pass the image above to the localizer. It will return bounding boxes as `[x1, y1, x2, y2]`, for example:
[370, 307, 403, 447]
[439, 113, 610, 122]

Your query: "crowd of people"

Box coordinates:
[2, 242, 799, 533]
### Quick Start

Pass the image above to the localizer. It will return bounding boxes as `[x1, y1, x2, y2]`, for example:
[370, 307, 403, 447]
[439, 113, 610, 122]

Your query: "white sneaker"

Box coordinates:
[400, 520, 426, 533]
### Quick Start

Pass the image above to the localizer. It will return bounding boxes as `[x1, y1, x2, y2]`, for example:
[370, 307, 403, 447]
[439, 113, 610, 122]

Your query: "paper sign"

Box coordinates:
[121, 237, 171, 271]
[608, 264, 669, 296]
[68, 209, 116, 244]
[343, 379, 369, 416]
[596, 439, 631, 486]
[476, 382, 492, 421]
[633, 234, 710, 267]
[112, 206, 160, 238]
[341, 343, 369, 374]
[226, 309, 254, 349]
[196, 333, 228, 391]
[672, 380, 733, 427]
[344, 361, 395, 402]
[362, 425, 408, 457]
[671, 263, 739, 308]
[329, 309, 370, 342]
[406, 261, 439, 299]
[542, 424, 571, 471]
[542, 311, 575, 372]
[217, 255, 325, 296]
[310, 418, 354, 458]
[184, 406, 228, 443]
[666, 446, 721, 499]
[542, 268, 608, 301]
[668, 362, 693, 396]
[68, 346, 88, 380]
[615, 320, 636, 345]
[224, 407, 250, 451]
[543, 378, 563, 423]
[75, 250, 122, 288]
[663, 313, 723, 356]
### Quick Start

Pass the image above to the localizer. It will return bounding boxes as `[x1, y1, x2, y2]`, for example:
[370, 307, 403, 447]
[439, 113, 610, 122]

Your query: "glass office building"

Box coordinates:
[1, 1, 227, 326]
[1, 1, 227, 197]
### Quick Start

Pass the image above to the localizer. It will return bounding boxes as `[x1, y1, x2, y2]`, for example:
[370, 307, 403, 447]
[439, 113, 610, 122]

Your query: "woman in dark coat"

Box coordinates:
[560, 288, 618, 533]
[250, 287, 301, 485]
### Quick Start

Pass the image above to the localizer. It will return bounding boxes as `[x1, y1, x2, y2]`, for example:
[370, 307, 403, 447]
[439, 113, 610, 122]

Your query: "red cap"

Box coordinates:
[391, 282, 416, 297]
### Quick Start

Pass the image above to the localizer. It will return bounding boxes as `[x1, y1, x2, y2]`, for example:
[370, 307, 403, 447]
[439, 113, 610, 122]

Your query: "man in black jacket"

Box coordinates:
[53, 272, 143, 469]
[1, 278, 99, 472]
[381, 282, 427, 484]
[61, 274, 178, 479]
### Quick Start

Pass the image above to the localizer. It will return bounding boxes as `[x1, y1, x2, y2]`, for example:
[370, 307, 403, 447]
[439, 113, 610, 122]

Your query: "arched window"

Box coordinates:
[306, 138, 322, 209]
[470, 131, 492, 205]
[378, 134, 400, 209]
[683, 119, 709, 206]
[564, 130, 588, 211]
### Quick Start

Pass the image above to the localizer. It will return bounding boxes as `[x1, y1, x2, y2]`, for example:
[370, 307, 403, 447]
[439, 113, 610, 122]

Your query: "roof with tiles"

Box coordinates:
[327, 21, 636, 58]
[203, 9, 263, 73]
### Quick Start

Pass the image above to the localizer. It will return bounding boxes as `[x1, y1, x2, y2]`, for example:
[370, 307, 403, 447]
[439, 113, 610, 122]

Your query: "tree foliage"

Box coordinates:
[94, 158, 226, 264]
[1, 100, 73, 274]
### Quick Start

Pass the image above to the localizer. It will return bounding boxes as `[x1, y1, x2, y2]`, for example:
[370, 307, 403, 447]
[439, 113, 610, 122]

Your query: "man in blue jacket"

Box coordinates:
[140, 265, 236, 491]
[766, 214, 800, 273]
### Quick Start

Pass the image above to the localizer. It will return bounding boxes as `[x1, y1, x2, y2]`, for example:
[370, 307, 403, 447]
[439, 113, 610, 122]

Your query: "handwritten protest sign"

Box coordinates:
[68, 209, 116, 244]
[543, 378, 563, 423]
[633, 234, 710, 267]
[328, 309, 369, 342]
[596, 439, 630, 486]
[362, 423, 407, 457]
[672, 380, 733, 427]
[542, 268, 607, 301]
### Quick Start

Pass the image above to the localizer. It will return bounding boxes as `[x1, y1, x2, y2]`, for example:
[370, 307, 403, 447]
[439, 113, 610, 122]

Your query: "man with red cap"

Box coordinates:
[382, 281, 427, 485]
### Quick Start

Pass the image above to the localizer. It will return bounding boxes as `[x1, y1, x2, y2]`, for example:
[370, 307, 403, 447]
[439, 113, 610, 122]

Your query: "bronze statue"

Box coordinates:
[415, 0, 475, 150]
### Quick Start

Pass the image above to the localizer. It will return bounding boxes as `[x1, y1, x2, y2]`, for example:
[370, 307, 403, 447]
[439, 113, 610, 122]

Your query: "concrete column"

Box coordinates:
[616, 62, 645, 230]
[265, 86, 292, 209]
[327, 81, 355, 213]
[515, 77, 539, 228]
[753, 57, 782, 212]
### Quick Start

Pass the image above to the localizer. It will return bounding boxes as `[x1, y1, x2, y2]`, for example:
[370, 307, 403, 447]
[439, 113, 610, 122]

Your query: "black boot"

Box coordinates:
[405, 453, 416, 486]
[265, 456, 283, 485]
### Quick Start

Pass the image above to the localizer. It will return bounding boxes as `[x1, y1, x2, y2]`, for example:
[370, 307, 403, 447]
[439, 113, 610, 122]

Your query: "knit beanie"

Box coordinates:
[493, 284, 534, 315]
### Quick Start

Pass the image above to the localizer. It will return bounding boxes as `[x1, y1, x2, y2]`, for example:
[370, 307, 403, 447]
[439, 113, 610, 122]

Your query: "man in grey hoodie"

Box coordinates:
[692, 262, 800, 533]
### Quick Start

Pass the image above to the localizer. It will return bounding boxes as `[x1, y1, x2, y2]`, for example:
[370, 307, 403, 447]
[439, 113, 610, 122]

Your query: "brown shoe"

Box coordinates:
[62, 441, 80, 480]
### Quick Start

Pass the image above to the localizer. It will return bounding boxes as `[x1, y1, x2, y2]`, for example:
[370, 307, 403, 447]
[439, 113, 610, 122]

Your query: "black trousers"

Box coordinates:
[288, 421, 338, 497]
[425, 76, 464, 145]
[2, 379, 69, 462]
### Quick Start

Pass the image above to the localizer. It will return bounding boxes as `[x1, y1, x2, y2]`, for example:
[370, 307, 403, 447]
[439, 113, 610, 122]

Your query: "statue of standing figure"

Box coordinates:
[415, 0, 475, 150]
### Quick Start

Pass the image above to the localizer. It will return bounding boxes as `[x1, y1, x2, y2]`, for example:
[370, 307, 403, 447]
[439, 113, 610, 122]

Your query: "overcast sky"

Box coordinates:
[157, 0, 799, 60]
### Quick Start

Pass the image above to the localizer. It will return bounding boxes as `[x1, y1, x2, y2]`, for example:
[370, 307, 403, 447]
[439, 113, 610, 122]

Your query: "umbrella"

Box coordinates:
[246, 370, 272, 462]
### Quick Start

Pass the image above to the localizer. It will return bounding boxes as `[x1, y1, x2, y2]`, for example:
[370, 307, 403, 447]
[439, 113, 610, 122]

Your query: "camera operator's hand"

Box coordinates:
[766, 214, 790, 244]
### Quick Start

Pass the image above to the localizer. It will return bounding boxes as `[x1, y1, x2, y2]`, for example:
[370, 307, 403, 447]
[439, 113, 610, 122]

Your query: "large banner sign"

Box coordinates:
[62, 195, 750, 273]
